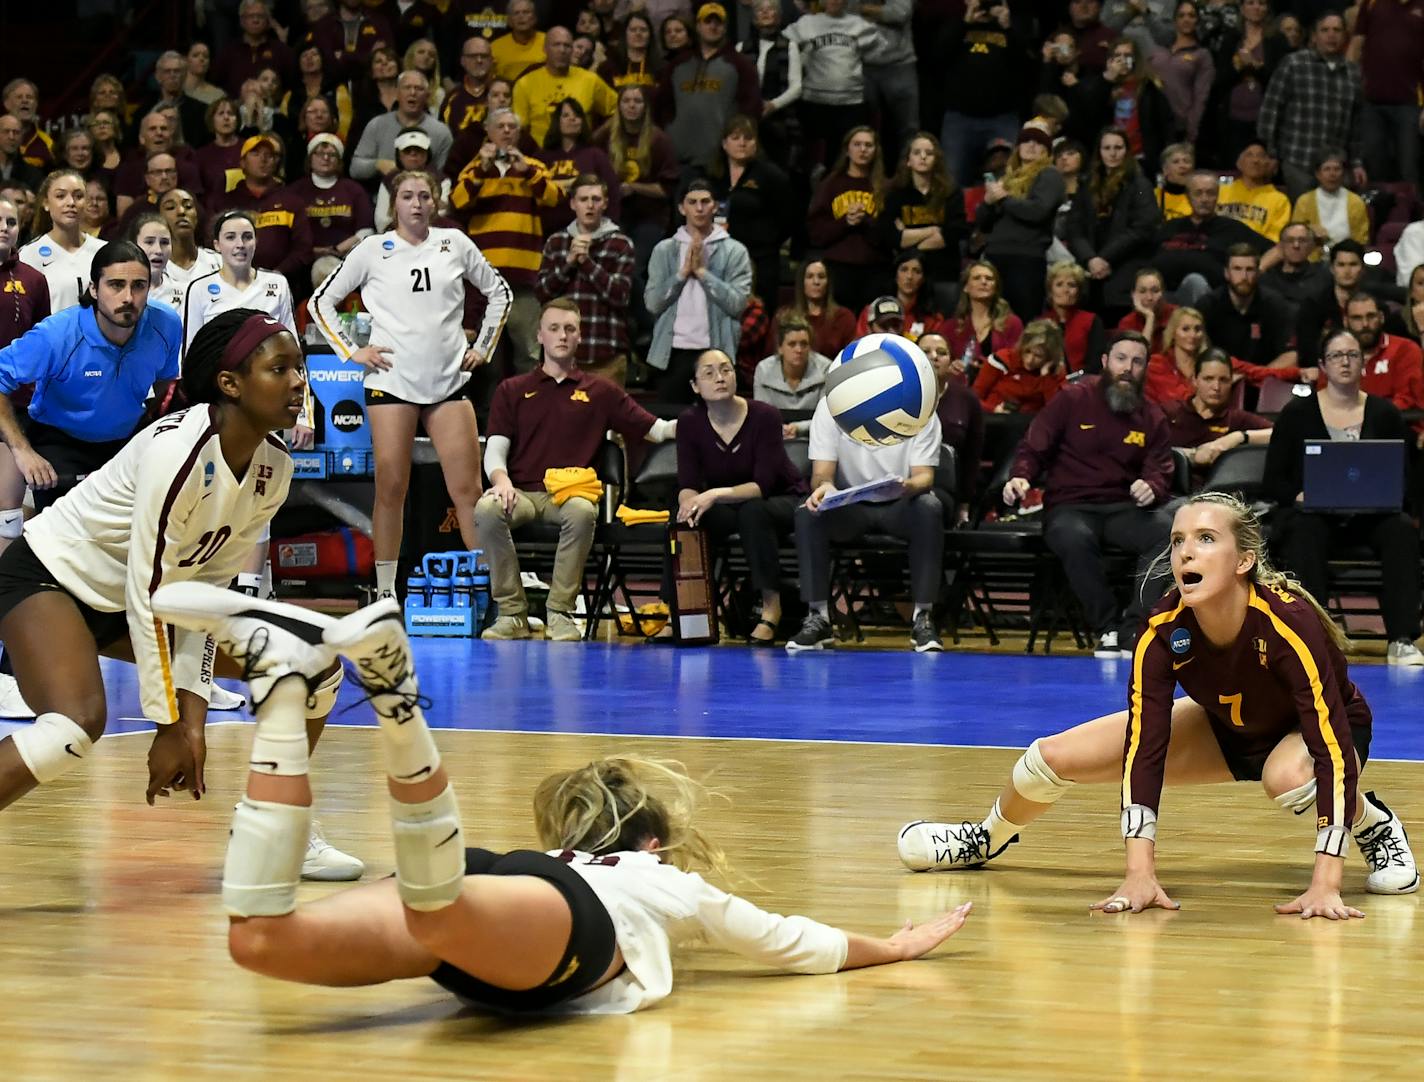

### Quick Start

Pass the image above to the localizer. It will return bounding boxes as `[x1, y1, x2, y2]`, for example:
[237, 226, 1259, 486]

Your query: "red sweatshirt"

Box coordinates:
[972, 347, 1064, 414]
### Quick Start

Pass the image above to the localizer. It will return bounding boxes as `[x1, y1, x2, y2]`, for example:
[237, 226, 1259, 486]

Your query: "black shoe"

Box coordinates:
[785, 611, 833, 653]
[911, 612, 943, 653]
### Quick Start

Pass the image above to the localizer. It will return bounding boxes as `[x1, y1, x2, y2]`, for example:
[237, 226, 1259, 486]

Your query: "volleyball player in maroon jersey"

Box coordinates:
[899, 492, 1418, 918]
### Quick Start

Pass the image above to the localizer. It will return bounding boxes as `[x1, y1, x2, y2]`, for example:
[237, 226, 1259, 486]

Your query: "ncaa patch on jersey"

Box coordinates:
[38, 245, 51, 257]
[382, 239, 395, 250]
[203, 461, 215, 488]
[208, 282, 221, 294]
[1170, 628, 1191, 654]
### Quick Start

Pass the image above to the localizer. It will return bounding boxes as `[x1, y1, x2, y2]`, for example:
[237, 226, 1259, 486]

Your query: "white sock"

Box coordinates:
[235, 572, 261, 595]
[982, 798, 1027, 851]
[259, 561, 274, 600]
[913, 605, 930, 619]
[371, 691, 442, 783]
[1354, 793, 1389, 834]
[811, 601, 829, 618]
[375, 561, 398, 595]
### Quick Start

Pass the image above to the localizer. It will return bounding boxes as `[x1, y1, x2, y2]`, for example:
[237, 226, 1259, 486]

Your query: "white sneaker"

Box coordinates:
[1093, 631, 1121, 659]
[897, 820, 1018, 872]
[302, 819, 365, 882]
[323, 598, 418, 699]
[1387, 640, 1424, 666]
[1356, 792, 1420, 895]
[208, 683, 247, 711]
[151, 582, 337, 708]
[0, 672, 35, 719]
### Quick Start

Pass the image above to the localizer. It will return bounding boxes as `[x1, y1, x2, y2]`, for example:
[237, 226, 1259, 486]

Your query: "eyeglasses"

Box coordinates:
[1323, 349, 1363, 362]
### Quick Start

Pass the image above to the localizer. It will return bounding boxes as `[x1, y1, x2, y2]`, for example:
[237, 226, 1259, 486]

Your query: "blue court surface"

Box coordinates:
[78, 642, 1424, 762]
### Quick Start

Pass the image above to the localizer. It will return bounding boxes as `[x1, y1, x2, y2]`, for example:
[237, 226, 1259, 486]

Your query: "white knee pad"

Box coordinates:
[222, 797, 312, 917]
[1273, 778, 1317, 815]
[390, 786, 467, 912]
[0, 507, 24, 539]
[1011, 739, 1074, 804]
[305, 665, 343, 720]
[249, 679, 311, 777]
[12, 712, 93, 784]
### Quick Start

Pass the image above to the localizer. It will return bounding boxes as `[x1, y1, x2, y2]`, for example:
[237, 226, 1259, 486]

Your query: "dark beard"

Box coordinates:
[1104, 374, 1142, 413]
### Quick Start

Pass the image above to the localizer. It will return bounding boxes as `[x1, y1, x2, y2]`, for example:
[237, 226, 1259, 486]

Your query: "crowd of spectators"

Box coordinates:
[3, 0, 1424, 660]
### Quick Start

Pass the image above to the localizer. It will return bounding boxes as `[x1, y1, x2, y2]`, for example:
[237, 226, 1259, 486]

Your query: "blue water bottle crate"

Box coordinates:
[405, 550, 489, 637]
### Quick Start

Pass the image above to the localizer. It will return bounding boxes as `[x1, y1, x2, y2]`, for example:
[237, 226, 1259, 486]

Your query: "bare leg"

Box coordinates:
[0, 592, 108, 811]
[421, 398, 483, 550]
[0, 445, 27, 557]
[366, 404, 421, 563]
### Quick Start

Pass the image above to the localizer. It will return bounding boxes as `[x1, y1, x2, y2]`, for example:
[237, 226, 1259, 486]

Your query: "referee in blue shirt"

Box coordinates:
[0, 240, 181, 512]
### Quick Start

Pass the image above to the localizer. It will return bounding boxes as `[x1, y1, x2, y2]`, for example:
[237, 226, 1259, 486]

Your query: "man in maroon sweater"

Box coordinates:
[209, 134, 315, 290]
[1005, 330, 1175, 658]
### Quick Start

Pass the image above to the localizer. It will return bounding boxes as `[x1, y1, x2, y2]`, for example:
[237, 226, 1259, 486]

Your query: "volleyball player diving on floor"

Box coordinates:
[898, 491, 1418, 918]
[146, 582, 973, 1013]
[311, 169, 512, 601]
[0, 309, 363, 880]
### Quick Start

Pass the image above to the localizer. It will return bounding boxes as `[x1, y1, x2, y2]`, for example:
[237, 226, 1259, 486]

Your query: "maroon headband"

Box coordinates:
[220, 313, 290, 371]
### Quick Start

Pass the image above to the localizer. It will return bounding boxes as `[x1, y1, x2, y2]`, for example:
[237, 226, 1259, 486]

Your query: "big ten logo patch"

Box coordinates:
[1122, 430, 1145, 446]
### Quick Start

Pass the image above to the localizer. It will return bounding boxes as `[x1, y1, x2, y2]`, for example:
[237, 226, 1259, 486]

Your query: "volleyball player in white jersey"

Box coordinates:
[18, 170, 106, 312]
[157, 188, 221, 305]
[131, 212, 179, 310]
[0, 308, 363, 879]
[148, 583, 973, 1013]
[311, 170, 512, 599]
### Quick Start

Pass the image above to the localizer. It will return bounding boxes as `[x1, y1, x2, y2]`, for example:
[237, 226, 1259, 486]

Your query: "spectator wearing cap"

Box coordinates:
[442, 34, 495, 140]
[858, 294, 905, 337]
[754, 315, 833, 436]
[535, 173, 636, 385]
[213, 0, 297, 97]
[645, 176, 754, 404]
[937, 0, 1024, 194]
[1258, 10, 1365, 199]
[1351, 0, 1424, 185]
[513, 27, 620, 148]
[1289, 147, 1368, 258]
[351, 69, 453, 181]
[1, 79, 53, 171]
[1216, 140, 1289, 245]
[656, 3, 763, 171]
[114, 113, 205, 215]
[208, 133, 316, 287]
[373, 128, 450, 231]
[972, 317, 1067, 415]
[284, 132, 373, 288]
[976, 125, 1065, 322]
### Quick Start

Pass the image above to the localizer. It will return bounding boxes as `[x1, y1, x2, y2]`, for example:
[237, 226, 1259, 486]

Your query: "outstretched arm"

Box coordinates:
[840, 903, 974, 970]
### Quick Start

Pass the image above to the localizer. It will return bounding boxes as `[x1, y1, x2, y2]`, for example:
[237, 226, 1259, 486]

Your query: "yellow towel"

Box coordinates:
[543, 467, 603, 506]
[615, 504, 670, 526]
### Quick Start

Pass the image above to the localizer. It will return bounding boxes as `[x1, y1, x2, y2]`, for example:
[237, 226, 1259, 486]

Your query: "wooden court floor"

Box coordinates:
[1, 726, 1419, 1081]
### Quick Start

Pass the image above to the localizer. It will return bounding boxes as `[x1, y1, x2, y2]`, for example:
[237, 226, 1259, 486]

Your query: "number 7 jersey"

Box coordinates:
[23, 406, 292, 725]
[310, 226, 511, 404]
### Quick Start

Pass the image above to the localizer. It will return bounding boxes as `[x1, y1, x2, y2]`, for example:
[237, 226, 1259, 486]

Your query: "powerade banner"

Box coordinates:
[304, 345, 370, 451]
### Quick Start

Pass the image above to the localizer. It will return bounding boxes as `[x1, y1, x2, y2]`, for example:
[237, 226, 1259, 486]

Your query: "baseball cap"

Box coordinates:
[697, 3, 727, 21]
[241, 133, 282, 158]
[869, 295, 904, 323]
[394, 129, 432, 153]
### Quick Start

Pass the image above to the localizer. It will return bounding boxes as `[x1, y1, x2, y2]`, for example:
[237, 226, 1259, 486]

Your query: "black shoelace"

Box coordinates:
[1358, 822, 1408, 871]
[933, 822, 991, 866]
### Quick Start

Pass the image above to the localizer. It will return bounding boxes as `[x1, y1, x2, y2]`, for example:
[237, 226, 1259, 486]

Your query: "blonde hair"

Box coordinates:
[533, 755, 729, 878]
[1002, 146, 1052, 199]
[1162, 305, 1207, 355]
[953, 259, 1014, 330]
[1019, 318, 1065, 367]
[1046, 259, 1087, 296]
[1148, 492, 1350, 653]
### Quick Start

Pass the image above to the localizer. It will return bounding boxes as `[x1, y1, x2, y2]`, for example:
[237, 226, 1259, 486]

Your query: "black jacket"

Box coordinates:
[1064, 168, 1161, 307]
[1264, 392, 1408, 507]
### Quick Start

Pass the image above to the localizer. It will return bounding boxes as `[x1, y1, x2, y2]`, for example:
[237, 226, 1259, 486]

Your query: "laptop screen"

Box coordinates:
[1301, 440, 1406, 513]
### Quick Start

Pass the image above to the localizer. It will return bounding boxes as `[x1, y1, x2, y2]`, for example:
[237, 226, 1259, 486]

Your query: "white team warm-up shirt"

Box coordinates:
[490, 850, 848, 1015]
[18, 232, 107, 312]
[24, 405, 292, 725]
[310, 226, 512, 404]
[181, 267, 310, 425]
[155, 249, 222, 312]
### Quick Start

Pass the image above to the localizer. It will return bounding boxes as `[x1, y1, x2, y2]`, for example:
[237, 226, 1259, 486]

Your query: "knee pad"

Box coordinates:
[306, 664, 343, 721]
[1012, 739, 1074, 804]
[1273, 778, 1317, 815]
[390, 786, 467, 912]
[222, 797, 311, 917]
[12, 712, 93, 784]
[0, 507, 23, 539]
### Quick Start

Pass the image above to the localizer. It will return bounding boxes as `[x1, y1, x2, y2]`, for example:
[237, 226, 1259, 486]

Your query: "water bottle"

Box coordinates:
[406, 566, 428, 613]
[470, 549, 491, 628]
[452, 553, 473, 610]
[426, 555, 453, 608]
[960, 339, 979, 386]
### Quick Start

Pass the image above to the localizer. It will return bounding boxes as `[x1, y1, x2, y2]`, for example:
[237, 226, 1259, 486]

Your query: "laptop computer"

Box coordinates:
[1301, 440, 1406, 513]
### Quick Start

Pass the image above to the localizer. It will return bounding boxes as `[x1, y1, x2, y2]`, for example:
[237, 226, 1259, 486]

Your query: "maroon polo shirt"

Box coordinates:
[488, 366, 656, 488]
[209, 181, 314, 279]
[0, 253, 50, 347]
[1160, 399, 1272, 449]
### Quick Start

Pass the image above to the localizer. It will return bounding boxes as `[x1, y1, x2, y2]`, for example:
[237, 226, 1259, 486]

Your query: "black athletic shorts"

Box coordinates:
[25, 420, 130, 511]
[0, 537, 129, 647]
[1213, 721, 1372, 783]
[364, 383, 469, 408]
[427, 848, 619, 1013]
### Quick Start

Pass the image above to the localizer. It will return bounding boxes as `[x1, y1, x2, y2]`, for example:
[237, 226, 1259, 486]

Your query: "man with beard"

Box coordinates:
[1294, 239, 1365, 368]
[0, 241, 180, 511]
[1198, 244, 1300, 374]
[1003, 330, 1175, 659]
[1342, 292, 1424, 412]
[1159, 349, 1272, 488]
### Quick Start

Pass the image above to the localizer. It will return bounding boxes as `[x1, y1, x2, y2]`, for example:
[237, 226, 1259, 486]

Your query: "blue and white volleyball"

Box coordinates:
[826, 333, 937, 447]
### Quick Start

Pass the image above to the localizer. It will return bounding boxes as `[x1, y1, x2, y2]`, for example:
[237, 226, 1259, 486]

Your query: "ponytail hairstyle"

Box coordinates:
[31, 168, 88, 238]
[1145, 491, 1350, 653]
[182, 307, 269, 405]
[533, 755, 729, 878]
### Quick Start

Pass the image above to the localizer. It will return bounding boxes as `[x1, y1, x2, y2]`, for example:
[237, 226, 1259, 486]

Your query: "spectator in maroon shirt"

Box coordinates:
[441, 34, 495, 141]
[1352, 0, 1424, 184]
[922, 331, 985, 522]
[111, 152, 182, 240]
[213, 0, 297, 97]
[114, 113, 205, 216]
[536, 99, 622, 237]
[1067, 0, 1117, 72]
[672, 349, 806, 644]
[475, 298, 678, 642]
[1005, 329, 1175, 656]
[0, 192, 48, 552]
[303, 1, 395, 83]
[285, 133, 374, 289]
[1160, 349, 1272, 487]
[208, 134, 315, 288]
